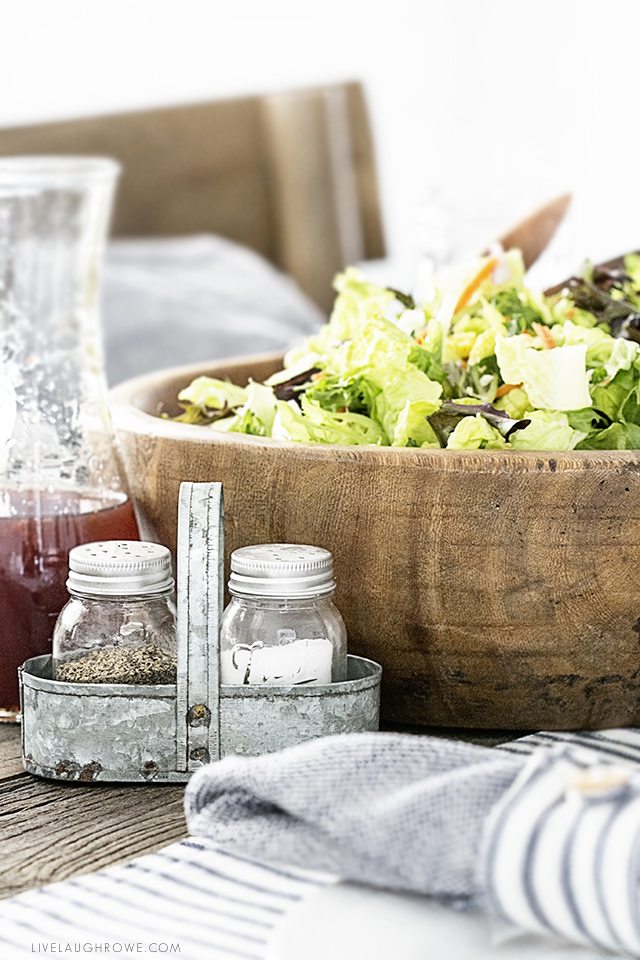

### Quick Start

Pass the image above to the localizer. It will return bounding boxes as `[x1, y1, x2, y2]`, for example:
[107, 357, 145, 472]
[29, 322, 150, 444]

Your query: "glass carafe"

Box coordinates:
[0, 157, 140, 721]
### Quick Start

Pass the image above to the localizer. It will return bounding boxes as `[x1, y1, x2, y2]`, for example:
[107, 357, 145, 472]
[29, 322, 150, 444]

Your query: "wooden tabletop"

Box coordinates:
[0, 725, 187, 900]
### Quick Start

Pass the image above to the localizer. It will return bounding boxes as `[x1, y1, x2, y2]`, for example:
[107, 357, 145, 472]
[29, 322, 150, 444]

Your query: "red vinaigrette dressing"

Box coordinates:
[0, 489, 139, 720]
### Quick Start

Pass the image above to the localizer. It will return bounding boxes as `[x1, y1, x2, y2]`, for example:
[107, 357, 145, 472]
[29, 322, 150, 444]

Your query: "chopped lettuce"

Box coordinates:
[495, 337, 592, 411]
[577, 422, 640, 450]
[468, 324, 507, 367]
[272, 397, 384, 446]
[175, 377, 248, 424]
[173, 248, 640, 451]
[371, 364, 442, 446]
[330, 268, 400, 342]
[305, 373, 372, 414]
[178, 376, 247, 410]
[603, 337, 639, 380]
[508, 411, 587, 451]
[231, 381, 277, 436]
[493, 386, 530, 420]
[446, 415, 507, 450]
[590, 366, 640, 424]
[566, 407, 612, 434]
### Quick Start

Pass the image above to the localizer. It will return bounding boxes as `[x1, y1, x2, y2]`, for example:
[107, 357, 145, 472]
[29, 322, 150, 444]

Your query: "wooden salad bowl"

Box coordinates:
[112, 352, 640, 731]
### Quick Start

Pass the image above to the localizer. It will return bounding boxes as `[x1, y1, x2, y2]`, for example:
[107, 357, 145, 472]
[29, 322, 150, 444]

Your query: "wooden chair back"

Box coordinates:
[0, 82, 384, 310]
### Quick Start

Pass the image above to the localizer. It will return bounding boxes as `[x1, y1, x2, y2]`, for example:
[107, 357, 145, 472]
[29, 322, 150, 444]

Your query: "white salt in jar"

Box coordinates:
[220, 544, 347, 685]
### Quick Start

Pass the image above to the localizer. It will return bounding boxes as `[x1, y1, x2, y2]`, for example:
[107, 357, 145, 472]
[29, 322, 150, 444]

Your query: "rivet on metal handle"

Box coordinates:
[187, 704, 211, 727]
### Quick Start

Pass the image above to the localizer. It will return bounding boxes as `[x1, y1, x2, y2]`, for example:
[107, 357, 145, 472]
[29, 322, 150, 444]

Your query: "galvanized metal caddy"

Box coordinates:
[20, 482, 382, 783]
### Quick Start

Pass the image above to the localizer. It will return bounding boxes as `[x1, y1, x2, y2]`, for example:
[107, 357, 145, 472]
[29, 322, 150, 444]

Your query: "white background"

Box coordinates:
[2, 0, 639, 272]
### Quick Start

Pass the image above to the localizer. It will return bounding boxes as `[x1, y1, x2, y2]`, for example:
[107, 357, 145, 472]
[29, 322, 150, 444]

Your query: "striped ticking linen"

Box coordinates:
[2, 729, 640, 958]
[498, 728, 640, 766]
[489, 729, 640, 956]
[0, 837, 333, 959]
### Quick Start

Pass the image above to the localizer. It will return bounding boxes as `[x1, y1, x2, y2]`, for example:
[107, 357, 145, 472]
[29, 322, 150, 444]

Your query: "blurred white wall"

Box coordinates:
[3, 0, 640, 274]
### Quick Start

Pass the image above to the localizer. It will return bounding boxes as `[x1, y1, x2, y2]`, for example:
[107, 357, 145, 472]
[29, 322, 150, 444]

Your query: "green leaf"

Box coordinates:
[493, 386, 530, 420]
[590, 367, 639, 423]
[446, 415, 507, 450]
[577, 422, 640, 449]
[178, 376, 247, 410]
[566, 407, 612, 433]
[408, 344, 447, 385]
[490, 288, 545, 335]
[229, 381, 277, 436]
[370, 364, 442, 446]
[174, 376, 248, 425]
[508, 411, 587, 451]
[305, 374, 372, 415]
[272, 397, 385, 446]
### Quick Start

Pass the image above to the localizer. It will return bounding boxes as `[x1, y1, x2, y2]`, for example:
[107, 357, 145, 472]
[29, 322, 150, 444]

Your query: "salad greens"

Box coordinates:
[174, 250, 640, 450]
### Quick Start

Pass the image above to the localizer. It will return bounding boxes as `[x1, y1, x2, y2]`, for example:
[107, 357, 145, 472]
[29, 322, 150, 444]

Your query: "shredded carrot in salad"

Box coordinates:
[532, 322, 556, 349]
[454, 257, 498, 315]
[495, 382, 521, 398]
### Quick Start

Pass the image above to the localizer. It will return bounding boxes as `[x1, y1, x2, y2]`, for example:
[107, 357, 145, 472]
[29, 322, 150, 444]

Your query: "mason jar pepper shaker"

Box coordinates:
[53, 541, 177, 685]
[220, 544, 348, 685]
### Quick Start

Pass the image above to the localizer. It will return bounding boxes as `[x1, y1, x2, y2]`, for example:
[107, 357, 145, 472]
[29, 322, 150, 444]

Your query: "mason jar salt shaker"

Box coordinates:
[53, 541, 177, 684]
[220, 545, 347, 685]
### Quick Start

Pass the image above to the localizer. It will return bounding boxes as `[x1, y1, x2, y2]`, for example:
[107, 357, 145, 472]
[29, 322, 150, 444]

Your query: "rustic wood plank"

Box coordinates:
[0, 728, 187, 899]
[0, 726, 23, 781]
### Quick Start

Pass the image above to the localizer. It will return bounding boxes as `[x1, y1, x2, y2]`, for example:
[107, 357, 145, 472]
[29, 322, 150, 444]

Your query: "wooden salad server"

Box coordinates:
[494, 192, 572, 270]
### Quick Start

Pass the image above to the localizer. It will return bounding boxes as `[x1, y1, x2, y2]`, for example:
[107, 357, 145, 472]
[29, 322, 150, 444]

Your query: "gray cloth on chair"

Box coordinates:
[184, 732, 523, 905]
[102, 235, 324, 384]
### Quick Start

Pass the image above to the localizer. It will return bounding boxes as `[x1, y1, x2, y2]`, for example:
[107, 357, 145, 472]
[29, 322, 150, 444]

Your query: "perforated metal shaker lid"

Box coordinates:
[67, 541, 174, 597]
[229, 544, 335, 598]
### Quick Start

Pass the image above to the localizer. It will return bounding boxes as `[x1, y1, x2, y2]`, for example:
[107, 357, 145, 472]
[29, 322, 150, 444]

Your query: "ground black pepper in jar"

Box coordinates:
[53, 541, 177, 684]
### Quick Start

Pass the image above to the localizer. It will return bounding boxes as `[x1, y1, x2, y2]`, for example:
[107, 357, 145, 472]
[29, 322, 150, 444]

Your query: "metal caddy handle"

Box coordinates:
[176, 482, 223, 771]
